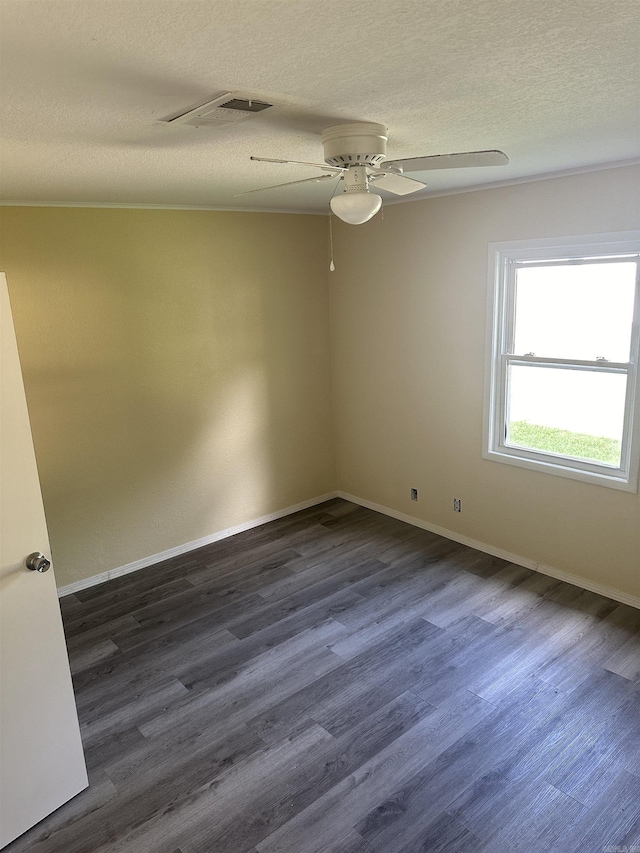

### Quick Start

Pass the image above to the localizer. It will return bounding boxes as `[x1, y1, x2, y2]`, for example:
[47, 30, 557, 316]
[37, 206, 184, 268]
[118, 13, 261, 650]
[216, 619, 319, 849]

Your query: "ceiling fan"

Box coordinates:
[238, 122, 509, 225]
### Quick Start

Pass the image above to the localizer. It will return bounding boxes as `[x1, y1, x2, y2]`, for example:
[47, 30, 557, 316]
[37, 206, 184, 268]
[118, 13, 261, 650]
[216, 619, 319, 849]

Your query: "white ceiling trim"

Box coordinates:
[382, 158, 640, 204]
[0, 200, 323, 215]
[1, 159, 637, 214]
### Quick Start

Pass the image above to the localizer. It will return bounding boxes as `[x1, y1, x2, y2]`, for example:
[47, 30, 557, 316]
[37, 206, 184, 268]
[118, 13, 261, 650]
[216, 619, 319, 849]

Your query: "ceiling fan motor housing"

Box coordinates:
[322, 122, 388, 167]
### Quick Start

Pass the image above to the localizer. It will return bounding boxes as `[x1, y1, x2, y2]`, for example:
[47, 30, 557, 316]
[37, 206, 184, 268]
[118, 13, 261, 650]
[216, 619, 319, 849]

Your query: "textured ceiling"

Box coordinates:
[0, 0, 639, 213]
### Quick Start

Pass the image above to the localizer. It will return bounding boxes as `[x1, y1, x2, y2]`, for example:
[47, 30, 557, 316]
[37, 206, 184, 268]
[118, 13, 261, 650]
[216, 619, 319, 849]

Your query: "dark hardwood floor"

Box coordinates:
[8, 499, 640, 853]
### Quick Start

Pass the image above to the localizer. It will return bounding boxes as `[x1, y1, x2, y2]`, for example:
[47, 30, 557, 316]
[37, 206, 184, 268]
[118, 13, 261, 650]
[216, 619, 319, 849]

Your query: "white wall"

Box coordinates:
[329, 165, 640, 601]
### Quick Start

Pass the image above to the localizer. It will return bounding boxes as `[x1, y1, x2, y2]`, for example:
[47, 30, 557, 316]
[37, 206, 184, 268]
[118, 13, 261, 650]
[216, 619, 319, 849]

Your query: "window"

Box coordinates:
[484, 232, 640, 492]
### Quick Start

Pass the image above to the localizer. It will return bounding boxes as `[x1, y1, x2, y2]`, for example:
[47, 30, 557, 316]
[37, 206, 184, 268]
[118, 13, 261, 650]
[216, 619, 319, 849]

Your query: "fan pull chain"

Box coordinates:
[329, 213, 335, 272]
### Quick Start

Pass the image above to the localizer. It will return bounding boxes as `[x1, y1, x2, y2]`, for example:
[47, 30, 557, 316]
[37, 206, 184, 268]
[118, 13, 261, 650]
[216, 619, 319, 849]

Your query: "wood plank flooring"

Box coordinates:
[7, 499, 640, 853]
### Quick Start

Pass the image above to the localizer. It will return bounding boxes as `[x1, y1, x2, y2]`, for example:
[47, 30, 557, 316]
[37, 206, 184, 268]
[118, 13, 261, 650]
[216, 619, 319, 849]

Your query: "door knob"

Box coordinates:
[26, 552, 51, 573]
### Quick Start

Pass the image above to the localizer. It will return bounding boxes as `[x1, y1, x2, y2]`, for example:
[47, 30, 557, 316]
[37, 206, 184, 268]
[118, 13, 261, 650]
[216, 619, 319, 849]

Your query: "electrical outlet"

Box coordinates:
[453, 498, 461, 512]
[410, 488, 418, 501]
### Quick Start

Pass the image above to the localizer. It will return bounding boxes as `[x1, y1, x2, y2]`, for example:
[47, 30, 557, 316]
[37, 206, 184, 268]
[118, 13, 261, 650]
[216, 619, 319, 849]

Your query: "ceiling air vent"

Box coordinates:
[163, 93, 273, 128]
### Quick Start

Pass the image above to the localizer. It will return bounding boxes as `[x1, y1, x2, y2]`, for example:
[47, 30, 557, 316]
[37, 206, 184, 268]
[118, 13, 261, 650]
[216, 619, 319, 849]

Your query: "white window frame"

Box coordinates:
[483, 231, 640, 492]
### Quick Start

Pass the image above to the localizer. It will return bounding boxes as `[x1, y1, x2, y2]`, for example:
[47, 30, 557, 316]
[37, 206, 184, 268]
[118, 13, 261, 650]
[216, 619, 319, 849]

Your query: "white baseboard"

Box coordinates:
[338, 491, 640, 611]
[59, 488, 639, 612]
[57, 492, 339, 597]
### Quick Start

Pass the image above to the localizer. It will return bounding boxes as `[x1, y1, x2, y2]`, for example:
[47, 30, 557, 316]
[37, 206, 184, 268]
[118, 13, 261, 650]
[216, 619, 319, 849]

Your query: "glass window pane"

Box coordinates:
[506, 365, 627, 467]
[513, 262, 637, 362]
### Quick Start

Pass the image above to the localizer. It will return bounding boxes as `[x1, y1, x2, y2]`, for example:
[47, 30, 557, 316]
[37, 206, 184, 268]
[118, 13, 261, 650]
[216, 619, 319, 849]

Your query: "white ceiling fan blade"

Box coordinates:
[370, 172, 427, 195]
[250, 156, 344, 173]
[234, 173, 338, 197]
[387, 150, 509, 173]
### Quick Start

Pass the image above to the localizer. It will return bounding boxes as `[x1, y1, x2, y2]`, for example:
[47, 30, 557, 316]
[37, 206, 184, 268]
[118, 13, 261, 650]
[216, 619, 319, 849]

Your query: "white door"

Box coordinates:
[0, 273, 88, 848]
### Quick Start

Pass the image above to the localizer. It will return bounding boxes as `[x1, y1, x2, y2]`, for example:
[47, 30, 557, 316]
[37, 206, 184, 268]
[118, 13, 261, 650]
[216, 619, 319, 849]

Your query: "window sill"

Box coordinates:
[482, 447, 638, 493]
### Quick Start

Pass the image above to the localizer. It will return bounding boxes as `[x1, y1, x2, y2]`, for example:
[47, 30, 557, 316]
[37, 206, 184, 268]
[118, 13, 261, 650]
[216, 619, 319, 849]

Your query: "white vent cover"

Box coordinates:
[164, 93, 273, 128]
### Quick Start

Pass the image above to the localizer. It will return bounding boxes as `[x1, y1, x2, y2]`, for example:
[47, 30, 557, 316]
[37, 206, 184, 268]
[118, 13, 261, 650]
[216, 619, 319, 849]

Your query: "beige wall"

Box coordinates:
[2, 167, 639, 600]
[0, 207, 335, 587]
[330, 165, 640, 601]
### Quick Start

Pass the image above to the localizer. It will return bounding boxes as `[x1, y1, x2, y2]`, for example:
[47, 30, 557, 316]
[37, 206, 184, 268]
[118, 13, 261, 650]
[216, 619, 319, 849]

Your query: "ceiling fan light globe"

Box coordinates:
[330, 190, 382, 225]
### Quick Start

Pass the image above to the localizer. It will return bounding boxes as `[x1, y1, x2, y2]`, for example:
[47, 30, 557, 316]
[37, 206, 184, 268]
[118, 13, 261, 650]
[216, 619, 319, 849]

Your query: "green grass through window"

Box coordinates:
[508, 421, 621, 466]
